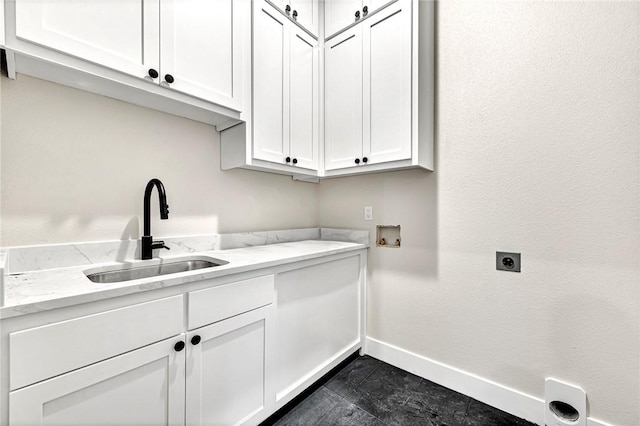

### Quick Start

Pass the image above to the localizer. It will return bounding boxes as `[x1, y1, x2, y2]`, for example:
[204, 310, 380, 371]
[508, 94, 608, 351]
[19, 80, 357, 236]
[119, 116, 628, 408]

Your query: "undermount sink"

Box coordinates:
[85, 256, 229, 284]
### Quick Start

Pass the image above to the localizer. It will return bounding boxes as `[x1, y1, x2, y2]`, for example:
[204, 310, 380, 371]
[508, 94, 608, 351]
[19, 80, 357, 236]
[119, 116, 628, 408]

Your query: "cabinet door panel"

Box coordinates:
[364, 0, 390, 15]
[275, 256, 361, 400]
[186, 307, 272, 426]
[291, 0, 319, 35]
[324, 28, 363, 171]
[363, 0, 412, 164]
[10, 295, 184, 391]
[15, 0, 159, 78]
[10, 337, 186, 426]
[289, 30, 319, 170]
[324, 0, 362, 38]
[253, 3, 290, 164]
[270, 0, 288, 11]
[160, 0, 242, 109]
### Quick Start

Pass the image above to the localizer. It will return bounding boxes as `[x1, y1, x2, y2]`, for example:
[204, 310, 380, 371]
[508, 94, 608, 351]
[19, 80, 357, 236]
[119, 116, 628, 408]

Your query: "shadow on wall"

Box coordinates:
[117, 216, 140, 261]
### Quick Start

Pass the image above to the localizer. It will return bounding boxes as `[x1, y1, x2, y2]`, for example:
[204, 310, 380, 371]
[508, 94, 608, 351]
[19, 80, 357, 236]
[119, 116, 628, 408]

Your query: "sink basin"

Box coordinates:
[85, 257, 229, 284]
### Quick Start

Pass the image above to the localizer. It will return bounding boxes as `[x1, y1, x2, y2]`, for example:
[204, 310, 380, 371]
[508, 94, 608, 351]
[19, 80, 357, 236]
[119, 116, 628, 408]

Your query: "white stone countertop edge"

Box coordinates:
[1, 240, 367, 319]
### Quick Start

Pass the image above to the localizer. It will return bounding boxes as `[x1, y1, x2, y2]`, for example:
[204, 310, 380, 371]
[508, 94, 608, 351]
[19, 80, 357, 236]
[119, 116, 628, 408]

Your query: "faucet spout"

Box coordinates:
[142, 178, 170, 260]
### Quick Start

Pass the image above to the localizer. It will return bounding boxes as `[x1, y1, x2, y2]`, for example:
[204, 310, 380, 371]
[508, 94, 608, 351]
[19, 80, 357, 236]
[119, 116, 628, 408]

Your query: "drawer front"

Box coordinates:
[188, 275, 274, 330]
[10, 337, 186, 426]
[10, 295, 184, 391]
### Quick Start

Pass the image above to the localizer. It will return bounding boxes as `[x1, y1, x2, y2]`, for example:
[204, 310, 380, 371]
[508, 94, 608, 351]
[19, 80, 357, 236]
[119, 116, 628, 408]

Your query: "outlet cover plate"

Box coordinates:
[364, 206, 373, 221]
[496, 252, 521, 272]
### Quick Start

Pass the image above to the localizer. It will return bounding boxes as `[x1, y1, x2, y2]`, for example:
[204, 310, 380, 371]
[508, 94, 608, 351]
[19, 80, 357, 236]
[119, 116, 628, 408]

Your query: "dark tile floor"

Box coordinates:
[266, 355, 536, 426]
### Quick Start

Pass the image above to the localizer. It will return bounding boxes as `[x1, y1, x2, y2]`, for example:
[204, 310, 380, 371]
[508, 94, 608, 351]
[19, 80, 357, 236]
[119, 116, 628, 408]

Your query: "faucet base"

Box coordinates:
[141, 235, 153, 260]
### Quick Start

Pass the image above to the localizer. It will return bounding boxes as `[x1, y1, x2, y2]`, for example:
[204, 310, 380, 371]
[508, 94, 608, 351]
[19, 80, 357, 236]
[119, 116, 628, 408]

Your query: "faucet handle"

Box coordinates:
[152, 240, 171, 251]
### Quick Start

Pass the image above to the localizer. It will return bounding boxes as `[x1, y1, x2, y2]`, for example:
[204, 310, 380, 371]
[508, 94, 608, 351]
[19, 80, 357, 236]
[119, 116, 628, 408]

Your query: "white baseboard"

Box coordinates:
[363, 337, 612, 426]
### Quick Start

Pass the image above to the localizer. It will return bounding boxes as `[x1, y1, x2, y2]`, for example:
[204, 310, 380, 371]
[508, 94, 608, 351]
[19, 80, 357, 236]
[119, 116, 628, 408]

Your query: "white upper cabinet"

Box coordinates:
[324, 0, 362, 38]
[290, 0, 319, 35]
[324, 0, 392, 38]
[324, 27, 363, 170]
[242, 0, 318, 171]
[8, 0, 244, 125]
[160, 0, 242, 109]
[269, 0, 319, 35]
[363, 0, 412, 164]
[14, 0, 160, 78]
[325, 0, 412, 171]
[288, 29, 319, 170]
[222, 0, 433, 179]
[253, 4, 288, 164]
[0, 0, 5, 46]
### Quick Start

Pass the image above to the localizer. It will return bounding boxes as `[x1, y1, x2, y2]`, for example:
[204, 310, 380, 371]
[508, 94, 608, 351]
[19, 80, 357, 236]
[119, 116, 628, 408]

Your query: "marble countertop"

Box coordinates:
[1, 240, 367, 319]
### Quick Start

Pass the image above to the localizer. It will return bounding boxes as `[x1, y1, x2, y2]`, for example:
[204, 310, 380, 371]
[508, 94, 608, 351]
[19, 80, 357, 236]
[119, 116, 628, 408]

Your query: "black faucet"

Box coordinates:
[141, 178, 170, 260]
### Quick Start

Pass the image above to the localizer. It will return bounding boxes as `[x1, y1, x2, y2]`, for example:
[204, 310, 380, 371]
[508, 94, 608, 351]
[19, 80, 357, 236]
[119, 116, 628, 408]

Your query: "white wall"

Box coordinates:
[0, 74, 318, 246]
[318, 1, 639, 425]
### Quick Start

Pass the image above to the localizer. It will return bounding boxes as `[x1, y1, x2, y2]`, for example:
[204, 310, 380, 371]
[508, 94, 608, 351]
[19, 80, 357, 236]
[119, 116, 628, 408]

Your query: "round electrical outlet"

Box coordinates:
[502, 257, 515, 269]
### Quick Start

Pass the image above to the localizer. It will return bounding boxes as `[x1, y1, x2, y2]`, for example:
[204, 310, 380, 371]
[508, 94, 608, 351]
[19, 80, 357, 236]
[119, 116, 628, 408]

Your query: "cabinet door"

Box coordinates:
[160, 0, 242, 110]
[10, 336, 186, 425]
[362, 0, 412, 164]
[363, 0, 390, 15]
[270, 0, 289, 11]
[324, 0, 362, 38]
[275, 256, 361, 402]
[289, 29, 319, 171]
[14, 0, 160, 79]
[291, 0, 319, 35]
[186, 306, 273, 426]
[324, 27, 363, 171]
[253, 1, 290, 165]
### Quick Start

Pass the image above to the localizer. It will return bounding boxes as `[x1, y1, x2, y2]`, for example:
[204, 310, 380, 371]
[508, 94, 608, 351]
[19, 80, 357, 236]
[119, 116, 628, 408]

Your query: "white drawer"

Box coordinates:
[10, 295, 183, 391]
[188, 275, 274, 330]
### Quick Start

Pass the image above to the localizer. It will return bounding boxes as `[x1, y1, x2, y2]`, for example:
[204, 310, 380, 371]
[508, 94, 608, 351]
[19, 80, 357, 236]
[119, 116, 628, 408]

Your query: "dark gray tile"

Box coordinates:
[325, 355, 381, 403]
[349, 361, 424, 422]
[269, 357, 536, 426]
[402, 379, 471, 423]
[316, 391, 386, 426]
[446, 409, 468, 426]
[274, 387, 341, 426]
[358, 360, 424, 396]
[463, 400, 535, 426]
[381, 403, 442, 426]
[381, 384, 467, 426]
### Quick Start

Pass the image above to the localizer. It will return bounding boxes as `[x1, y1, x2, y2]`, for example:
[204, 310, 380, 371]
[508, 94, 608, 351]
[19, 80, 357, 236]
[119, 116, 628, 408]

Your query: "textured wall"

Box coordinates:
[0, 74, 318, 246]
[318, 1, 640, 424]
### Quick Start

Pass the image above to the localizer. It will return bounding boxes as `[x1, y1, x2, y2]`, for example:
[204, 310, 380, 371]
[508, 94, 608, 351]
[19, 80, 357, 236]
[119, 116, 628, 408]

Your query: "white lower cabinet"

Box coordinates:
[10, 336, 187, 426]
[10, 307, 274, 426]
[2, 251, 366, 425]
[186, 306, 273, 426]
[275, 255, 362, 404]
